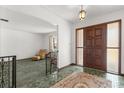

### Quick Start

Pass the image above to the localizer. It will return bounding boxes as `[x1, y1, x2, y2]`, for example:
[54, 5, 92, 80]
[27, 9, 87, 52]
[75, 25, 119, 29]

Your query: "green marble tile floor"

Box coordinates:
[16, 59, 124, 88]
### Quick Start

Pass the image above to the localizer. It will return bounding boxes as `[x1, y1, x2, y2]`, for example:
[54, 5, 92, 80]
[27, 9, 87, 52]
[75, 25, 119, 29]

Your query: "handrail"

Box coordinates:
[0, 55, 16, 88]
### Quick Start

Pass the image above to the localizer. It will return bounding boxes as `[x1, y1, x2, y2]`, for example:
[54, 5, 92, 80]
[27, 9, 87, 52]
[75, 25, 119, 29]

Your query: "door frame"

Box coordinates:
[75, 19, 121, 74]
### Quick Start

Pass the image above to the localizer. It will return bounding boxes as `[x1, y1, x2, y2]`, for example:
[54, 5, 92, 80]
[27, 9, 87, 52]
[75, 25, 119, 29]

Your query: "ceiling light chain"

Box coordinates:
[81, 5, 83, 10]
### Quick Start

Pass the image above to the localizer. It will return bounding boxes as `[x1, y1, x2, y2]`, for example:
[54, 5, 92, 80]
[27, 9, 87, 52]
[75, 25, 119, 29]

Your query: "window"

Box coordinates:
[76, 29, 83, 66]
[107, 22, 120, 74]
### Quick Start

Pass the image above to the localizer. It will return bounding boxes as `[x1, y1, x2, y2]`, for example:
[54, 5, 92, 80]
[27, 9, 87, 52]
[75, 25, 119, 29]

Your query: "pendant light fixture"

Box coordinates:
[79, 5, 86, 21]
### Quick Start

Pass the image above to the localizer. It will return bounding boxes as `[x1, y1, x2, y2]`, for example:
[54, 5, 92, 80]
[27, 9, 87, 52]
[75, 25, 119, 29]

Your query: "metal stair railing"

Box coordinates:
[0, 55, 16, 88]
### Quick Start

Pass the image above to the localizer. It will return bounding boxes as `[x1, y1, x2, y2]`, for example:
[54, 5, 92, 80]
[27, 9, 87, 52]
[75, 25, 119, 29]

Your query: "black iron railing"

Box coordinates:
[0, 55, 16, 88]
[45, 51, 58, 75]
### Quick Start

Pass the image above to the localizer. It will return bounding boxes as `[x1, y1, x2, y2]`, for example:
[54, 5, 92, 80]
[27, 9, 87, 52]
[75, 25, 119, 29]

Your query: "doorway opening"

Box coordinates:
[76, 20, 121, 74]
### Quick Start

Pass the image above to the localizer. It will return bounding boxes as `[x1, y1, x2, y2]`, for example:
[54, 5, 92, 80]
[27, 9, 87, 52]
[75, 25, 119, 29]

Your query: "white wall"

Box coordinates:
[42, 31, 58, 51]
[72, 9, 124, 74]
[3, 6, 72, 68]
[0, 27, 44, 59]
[42, 34, 49, 50]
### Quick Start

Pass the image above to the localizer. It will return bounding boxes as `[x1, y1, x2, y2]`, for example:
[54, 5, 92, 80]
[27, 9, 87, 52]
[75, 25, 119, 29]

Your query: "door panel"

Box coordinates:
[84, 48, 94, 67]
[83, 27, 94, 68]
[85, 28, 94, 48]
[83, 24, 106, 71]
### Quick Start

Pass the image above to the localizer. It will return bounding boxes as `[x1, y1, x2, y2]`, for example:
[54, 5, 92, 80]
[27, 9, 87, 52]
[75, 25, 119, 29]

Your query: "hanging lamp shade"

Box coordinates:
[79, 5, 86, 20]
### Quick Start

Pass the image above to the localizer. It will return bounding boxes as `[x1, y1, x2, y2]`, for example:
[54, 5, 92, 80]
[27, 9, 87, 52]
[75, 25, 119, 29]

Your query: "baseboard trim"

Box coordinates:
[120, 74, 124, 76]
[58, 64, 71, 70]
[76, 64, 83, 67]
[70, 63, 76, 65]
[58, 63, 76, 70]
[16, 58, 32, 61]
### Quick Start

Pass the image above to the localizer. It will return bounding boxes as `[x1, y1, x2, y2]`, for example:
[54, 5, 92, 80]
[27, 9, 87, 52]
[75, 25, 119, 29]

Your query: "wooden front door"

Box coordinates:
[83, 24, 107, 71]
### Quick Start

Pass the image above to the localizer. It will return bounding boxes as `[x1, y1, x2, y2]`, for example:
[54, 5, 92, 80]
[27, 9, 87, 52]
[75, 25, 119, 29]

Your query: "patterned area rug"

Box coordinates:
[51, 72, 112, 88]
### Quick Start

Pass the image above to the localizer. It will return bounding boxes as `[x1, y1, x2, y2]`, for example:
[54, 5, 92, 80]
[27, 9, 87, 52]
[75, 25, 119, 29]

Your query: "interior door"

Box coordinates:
[83, 24, 107, 71]
[83, 27, 94, 68]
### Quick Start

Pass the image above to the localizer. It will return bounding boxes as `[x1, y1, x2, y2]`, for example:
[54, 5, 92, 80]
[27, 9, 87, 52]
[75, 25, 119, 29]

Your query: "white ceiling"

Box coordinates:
[0, 5, 124, 33]
[44, 5, 124, 23]
[0, 6, 57, 33]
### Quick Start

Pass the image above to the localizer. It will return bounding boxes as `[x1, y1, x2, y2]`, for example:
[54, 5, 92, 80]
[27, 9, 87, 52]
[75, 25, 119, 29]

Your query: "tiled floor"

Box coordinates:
[16, 59, 124, 88]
